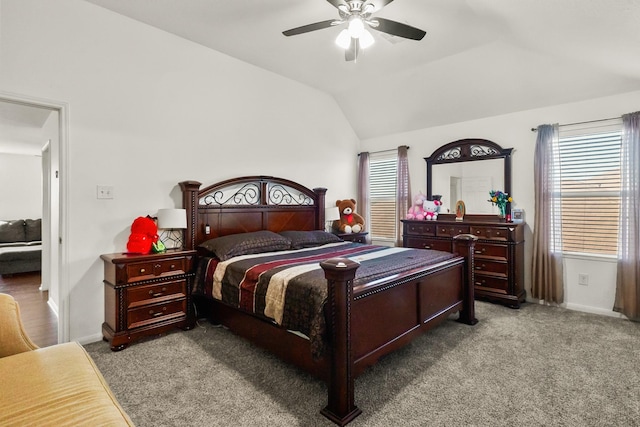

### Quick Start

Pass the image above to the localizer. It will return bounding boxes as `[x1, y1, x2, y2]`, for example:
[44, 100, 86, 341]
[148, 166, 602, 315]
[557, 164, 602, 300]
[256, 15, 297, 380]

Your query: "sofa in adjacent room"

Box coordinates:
[0, 293, 135, 426]
[0, 219, 42, 275]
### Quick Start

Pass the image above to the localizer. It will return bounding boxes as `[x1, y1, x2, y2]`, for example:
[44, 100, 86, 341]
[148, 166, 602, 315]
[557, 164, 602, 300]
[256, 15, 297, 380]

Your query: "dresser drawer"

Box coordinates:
[436, 225, 470, 237]
[126, 279, 187, 309]
[474, 275, 509, 294]
[474, 260, 508, 277]
[125, 257, 187, 282]
[404, 237, 451, 252]
[473, 243, 508, 261]
[127, 299, 186, 329]
[470, 226, 511, 241]
[404, 222, 436, 236]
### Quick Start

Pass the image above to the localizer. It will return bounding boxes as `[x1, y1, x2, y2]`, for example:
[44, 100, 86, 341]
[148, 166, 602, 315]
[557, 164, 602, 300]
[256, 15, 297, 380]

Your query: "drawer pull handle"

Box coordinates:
[475, 280, 486, 286]
[424, 245, 431, 249]
[148, 287, 168, 297]
[476, 231, 481, 234]
[149, 307, 167, 317]
[155, 264, 162, 268]
[170, 264, 176, 269]
[140, 268, 146, 273]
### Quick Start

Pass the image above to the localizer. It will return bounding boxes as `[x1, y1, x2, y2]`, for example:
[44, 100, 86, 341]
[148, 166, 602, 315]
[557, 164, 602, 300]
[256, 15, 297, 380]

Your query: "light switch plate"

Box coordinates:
[97, 185, 114, 199]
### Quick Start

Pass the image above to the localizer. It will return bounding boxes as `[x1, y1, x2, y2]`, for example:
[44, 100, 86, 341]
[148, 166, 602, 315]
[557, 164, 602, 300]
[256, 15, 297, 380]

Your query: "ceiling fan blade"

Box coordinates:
[326, 0, 345, 8]
[345, 38, 360, 62]
[369, 17, 426, 40]
[377, 0, 396, 8]
[283, 19, 338, 36]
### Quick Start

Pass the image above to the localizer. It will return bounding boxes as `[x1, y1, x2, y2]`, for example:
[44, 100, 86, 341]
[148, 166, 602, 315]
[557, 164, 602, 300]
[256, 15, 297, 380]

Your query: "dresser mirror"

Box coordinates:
[425, 139, 512, 215]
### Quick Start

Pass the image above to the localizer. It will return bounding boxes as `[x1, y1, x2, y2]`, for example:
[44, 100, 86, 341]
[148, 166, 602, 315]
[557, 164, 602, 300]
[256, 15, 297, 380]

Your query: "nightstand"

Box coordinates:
[335, 232, 369, 244]
[101, 249, 196, 351]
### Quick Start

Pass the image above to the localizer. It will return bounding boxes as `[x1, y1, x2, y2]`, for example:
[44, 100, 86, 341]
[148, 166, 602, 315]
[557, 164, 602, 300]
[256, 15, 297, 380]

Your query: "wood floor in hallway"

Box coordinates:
[0, 271, 58, 348]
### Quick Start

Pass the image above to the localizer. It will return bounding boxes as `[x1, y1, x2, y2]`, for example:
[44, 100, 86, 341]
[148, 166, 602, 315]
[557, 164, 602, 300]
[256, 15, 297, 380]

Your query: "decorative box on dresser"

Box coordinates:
[402, 215, 525, 308]
[101, 249, 197, 351]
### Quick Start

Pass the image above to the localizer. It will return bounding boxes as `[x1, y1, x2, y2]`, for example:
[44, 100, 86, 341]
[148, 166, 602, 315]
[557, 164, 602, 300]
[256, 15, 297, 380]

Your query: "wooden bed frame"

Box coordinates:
[179, 176, 477, 426]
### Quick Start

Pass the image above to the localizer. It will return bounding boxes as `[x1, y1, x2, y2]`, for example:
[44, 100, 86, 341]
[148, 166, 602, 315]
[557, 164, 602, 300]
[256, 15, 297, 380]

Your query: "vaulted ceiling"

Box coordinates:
[7, 0, 640, 145]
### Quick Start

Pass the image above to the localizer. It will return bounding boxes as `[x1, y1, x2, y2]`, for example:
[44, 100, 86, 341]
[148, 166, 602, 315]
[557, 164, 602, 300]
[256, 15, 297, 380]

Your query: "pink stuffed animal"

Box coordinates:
[406, 192, 427, 220]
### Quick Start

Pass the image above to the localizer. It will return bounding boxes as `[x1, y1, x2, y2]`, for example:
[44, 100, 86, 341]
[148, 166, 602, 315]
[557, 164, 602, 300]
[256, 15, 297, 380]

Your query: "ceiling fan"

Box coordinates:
[283, 0, 426, 61]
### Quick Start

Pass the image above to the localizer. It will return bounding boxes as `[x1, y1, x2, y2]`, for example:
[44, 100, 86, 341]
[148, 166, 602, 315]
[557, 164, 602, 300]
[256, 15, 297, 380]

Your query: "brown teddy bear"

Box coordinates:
[332, 199, 365, 234]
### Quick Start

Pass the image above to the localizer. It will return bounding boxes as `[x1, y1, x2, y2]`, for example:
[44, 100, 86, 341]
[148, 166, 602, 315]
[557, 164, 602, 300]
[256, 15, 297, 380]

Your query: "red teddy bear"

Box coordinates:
[126, 216, 159, 254]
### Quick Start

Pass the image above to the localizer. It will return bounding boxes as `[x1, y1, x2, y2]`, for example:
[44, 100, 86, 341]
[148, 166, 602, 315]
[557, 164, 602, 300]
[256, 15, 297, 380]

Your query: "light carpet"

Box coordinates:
[84, 301, 640, 426]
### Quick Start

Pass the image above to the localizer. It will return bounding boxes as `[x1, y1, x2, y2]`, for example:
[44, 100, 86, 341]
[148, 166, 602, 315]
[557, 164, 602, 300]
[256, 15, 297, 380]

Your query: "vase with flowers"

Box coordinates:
[488, 190, 512, 219]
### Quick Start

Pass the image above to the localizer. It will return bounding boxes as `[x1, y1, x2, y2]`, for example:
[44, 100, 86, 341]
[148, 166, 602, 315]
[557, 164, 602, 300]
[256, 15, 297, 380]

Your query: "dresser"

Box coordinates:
[402, 216, 525, 308]
[101, 249, 197, 350]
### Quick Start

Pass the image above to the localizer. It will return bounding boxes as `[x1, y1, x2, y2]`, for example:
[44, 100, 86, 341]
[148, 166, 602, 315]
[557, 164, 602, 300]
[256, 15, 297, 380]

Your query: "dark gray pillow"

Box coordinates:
[25, 218, 42, 242]
[0, 220, 26, 243]
[199, 230, 291, 261]
[278, 230, 342, 250]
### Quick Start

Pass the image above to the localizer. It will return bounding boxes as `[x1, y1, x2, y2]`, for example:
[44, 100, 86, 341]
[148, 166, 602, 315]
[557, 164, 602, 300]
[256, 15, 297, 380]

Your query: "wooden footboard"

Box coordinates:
[319, 235, 477, 426]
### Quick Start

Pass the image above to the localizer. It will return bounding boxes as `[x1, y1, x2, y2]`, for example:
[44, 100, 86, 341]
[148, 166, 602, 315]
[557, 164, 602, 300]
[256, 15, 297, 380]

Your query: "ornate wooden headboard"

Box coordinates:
[179, 176, 327, 251]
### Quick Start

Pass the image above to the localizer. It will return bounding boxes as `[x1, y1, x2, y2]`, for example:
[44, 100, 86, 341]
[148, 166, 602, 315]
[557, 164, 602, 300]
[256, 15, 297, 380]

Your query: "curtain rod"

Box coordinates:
[358, 145, 410, 156]
[530, 116, 620, 132]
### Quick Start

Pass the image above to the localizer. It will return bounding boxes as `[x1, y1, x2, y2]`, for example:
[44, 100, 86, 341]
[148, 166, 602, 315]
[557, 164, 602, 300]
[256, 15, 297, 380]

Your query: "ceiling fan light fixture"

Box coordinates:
[359, 29, 375, 49]
[335, 29, 351, 49]
[347, 16, 365, 38]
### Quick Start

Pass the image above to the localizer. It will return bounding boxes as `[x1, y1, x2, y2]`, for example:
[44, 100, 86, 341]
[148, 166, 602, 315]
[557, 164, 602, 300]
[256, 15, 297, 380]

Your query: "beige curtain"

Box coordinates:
[357, 152, 371, 244]
[531, 124, 564, 303]
[614, 111, 640, 320]
[396, 145, 411, 246]
[395, 146, 410, 247]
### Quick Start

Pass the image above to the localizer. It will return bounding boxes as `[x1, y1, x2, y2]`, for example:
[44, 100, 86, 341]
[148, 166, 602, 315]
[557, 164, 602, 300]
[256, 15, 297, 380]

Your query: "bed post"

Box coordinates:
[313, 187, 327, 231]
[178, 181, 201, 251]
[320, 258, 362, 426]
[453, 234, 479, 325]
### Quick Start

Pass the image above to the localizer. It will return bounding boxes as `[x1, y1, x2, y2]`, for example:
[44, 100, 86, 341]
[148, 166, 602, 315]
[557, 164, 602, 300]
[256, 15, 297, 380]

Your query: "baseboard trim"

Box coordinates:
[76, 333, 104, 345]
[564, 302, 628, 319]
[47, 298, 59, 317]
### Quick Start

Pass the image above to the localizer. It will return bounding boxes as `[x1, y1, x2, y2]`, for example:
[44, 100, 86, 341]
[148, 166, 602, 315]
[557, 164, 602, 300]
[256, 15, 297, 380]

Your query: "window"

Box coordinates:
[556, 123, 622, 255]
[369, 152, 397, 241]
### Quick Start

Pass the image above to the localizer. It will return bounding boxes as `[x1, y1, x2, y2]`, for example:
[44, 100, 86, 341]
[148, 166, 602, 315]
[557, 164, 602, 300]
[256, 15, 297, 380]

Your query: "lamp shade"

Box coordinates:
[325, 206, 340, 222]
[157, 208, 187, 229]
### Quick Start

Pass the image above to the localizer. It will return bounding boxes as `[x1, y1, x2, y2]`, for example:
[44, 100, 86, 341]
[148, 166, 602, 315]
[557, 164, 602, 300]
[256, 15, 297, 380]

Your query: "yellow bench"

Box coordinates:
[0, 293, 134, 426]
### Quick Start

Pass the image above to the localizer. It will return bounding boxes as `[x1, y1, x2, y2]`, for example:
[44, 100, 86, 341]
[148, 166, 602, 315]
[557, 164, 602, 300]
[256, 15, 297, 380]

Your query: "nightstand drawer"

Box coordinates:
[127, 299, 186, 329]
[126, 279, 187, 309]
[474, 243, 508, 261]
[126, 257, 187, 282]
[474, 260, 508, 276]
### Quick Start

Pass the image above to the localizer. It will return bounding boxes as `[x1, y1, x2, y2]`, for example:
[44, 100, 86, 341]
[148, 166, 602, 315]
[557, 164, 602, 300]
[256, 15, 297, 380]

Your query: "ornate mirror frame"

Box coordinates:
[425, 138, 513, 214]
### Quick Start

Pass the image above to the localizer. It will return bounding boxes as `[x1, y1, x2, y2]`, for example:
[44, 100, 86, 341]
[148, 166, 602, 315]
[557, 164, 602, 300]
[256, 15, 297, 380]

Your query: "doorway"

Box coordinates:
[0, 92, 68, 345]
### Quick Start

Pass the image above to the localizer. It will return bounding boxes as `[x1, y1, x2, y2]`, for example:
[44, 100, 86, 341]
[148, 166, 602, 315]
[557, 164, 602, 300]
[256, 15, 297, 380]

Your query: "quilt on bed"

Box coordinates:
[194, 242, 456, 358]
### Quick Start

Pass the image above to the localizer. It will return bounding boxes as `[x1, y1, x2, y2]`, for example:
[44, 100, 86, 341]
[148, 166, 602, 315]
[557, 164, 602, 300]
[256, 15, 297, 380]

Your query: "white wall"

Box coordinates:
[0, 153, 41, 219]
[362, 90, 640, 316]
[0, 0, 360, 342]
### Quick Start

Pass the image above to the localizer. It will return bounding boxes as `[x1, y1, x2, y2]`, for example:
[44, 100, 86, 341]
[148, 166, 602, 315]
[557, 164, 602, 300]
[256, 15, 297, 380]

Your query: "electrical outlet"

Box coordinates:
[97, 185, 114, 199]
[578, 273, 589, 286]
